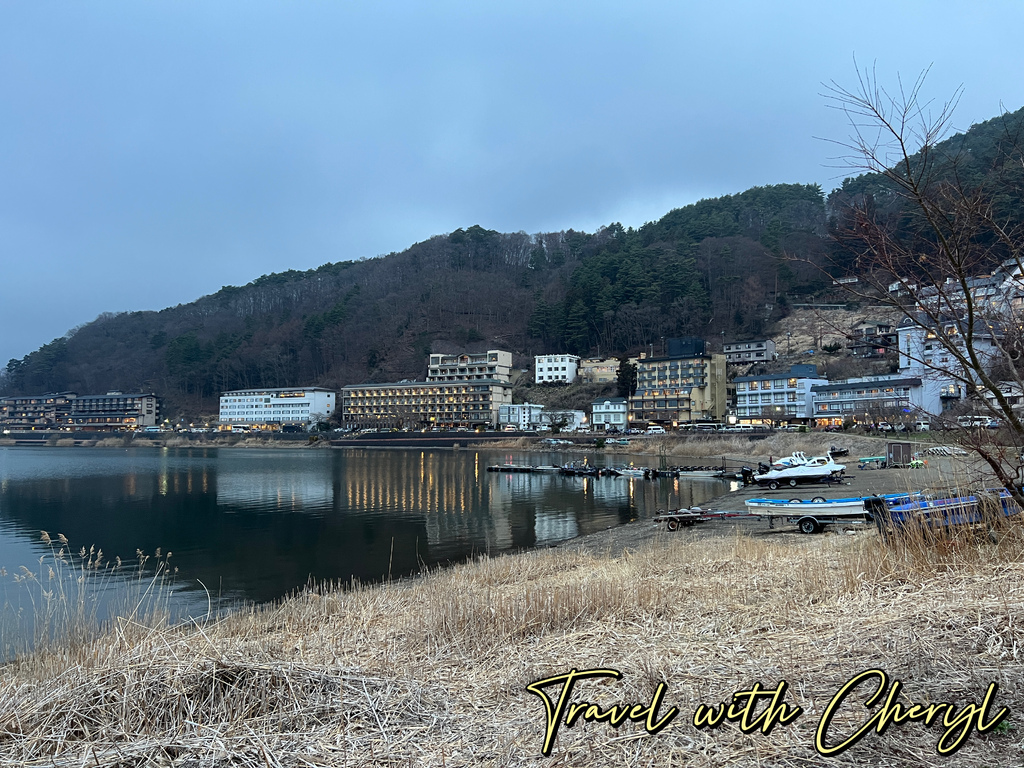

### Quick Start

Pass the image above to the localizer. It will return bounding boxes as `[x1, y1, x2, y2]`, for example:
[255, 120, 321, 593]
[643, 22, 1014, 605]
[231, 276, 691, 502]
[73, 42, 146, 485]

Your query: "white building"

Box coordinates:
[541, 409, 587, 431]
[535, 354, 580, 384]
[590, 397, 628, 432]
[219, 387, 335, 427]
[810, 375, 941, 428]
[733, 365, 828, 423]
[498, 403, 546, 430]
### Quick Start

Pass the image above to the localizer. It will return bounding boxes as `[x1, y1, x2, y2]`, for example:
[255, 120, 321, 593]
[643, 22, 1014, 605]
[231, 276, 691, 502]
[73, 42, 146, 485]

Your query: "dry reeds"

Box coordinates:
[0, 528, 1022, 766]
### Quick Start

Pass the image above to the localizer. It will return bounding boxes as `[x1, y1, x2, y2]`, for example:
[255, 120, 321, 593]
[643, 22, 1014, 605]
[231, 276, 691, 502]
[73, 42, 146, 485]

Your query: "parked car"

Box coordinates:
[646, 425, 666, 435]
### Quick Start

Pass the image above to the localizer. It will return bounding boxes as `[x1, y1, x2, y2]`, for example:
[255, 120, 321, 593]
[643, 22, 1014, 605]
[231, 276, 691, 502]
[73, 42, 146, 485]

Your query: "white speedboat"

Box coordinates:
[753, 455, 846, 489]
[617, 466, 648, 479]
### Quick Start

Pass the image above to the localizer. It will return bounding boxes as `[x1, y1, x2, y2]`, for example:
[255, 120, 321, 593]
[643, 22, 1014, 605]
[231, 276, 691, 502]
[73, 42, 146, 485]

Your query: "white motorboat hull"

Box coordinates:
[745, 498, 866, 516]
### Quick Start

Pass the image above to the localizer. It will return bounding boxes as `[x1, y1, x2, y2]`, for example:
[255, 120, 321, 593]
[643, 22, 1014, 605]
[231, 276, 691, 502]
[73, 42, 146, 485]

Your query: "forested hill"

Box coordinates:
[827, 104, 1024, 276]
[4, 183, 832, 417]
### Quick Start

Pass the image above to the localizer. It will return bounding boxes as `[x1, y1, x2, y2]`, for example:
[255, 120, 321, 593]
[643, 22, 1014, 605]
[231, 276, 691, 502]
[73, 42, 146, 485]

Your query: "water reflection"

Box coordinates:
[0, 446, 730, 608]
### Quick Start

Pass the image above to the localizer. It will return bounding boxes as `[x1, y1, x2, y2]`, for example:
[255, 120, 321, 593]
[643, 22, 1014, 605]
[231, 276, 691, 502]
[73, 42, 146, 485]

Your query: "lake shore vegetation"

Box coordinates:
[1, 516, 1021, 766]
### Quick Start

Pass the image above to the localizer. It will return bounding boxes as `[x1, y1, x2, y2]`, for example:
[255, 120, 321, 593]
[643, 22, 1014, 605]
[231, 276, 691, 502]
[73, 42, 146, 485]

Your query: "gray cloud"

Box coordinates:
[3, 0, 1023, 366]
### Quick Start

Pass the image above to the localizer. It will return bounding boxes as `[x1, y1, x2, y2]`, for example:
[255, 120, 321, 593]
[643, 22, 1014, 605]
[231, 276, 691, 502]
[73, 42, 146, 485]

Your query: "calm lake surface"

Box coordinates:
[0, 446, 732, 634]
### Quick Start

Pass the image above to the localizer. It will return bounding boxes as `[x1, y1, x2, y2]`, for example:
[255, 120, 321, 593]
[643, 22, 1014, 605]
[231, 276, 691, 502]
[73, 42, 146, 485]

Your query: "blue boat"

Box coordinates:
[870, 490, 1022, 530]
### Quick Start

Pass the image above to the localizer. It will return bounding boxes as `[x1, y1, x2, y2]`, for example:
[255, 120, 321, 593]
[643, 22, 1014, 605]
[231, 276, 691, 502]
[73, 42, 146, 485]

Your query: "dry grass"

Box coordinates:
[1, 524, 1022, 766]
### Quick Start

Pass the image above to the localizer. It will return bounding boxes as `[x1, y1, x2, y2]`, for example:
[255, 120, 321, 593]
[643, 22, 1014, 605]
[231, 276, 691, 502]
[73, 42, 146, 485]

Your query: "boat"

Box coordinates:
[617, 466, 648, 479]
[753, 455, 846, 489]
[745, 496, 867, 516]
[486, 464, 562, 473]
[746, 493, 925, 534]
[873, 490, 1022, 530]
[560, 461, 599, 477]
[673, 466, 727, 478]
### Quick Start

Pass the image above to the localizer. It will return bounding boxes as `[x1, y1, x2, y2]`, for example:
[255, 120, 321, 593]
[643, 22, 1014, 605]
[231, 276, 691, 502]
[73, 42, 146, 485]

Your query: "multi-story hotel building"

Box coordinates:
[733, 365, 828, 424]
[0, 392, 77, 430]
[218, 387, 336, 427]
[627, 338, 727, 427]
[428, 351, 512, 382]
[534, 354, 580, 384]
[810, 374, 941, 428]
[341, 350, 514, 429]
[67, 392, 160, 430]
[723, 339, 777, 364]
[0, 391, 161, 431]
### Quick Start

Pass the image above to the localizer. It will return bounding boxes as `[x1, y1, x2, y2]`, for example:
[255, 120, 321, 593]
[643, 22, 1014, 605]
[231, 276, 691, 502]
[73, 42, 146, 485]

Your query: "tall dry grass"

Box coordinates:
[0, 520, 1021, 766]
[0, 535, 181, 671]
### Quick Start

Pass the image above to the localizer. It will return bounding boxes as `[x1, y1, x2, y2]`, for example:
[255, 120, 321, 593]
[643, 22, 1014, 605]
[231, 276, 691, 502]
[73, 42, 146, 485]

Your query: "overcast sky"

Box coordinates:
[2, 1, 1023, 367]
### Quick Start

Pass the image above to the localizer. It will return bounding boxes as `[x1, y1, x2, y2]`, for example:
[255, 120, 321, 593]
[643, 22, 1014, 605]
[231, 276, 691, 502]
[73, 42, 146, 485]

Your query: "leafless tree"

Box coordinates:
[824, 65, 1024, 500]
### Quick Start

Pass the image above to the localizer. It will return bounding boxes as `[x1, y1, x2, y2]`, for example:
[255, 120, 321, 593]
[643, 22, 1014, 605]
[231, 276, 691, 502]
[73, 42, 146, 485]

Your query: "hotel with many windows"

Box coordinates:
[0, 391, 160, 431]
[534, 354, 579, 384]
[733, 365, 828, 424]
[810, 375, 936, 428]
[218, 388, 335, 427]
[341, 351, 514, 429]
[627, 338, 727, 427]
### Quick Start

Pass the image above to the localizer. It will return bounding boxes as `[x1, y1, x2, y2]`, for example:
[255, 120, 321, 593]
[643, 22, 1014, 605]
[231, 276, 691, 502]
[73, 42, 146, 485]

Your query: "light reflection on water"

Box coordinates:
[0, 446, 732, 647]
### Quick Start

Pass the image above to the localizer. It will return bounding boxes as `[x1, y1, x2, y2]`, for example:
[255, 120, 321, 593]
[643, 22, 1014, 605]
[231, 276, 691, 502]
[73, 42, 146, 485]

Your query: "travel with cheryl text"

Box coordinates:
[526, 668, 1009, 757]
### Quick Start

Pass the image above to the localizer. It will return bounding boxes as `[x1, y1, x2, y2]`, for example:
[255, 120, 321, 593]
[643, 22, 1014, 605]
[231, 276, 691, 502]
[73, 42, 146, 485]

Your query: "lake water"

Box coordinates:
[0, 446, 732, 644]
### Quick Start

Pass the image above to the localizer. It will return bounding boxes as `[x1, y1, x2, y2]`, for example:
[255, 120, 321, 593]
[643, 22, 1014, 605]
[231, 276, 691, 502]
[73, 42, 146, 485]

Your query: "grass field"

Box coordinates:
[1, 517, 1022, 766]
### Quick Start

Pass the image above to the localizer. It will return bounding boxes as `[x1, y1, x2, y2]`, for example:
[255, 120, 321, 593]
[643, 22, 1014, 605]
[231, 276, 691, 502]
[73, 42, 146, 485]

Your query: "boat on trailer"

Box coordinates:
[872, 490, 1023, 530]
[745, 496, 868, 516]
[745, 493, 924, 534]
[753, 455, 846, 489]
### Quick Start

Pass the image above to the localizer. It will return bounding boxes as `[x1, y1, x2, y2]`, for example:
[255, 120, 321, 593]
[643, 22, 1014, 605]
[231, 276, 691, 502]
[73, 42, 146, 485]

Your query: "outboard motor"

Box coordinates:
[757, 461, 771, 475]
[740, 466, 756, 486]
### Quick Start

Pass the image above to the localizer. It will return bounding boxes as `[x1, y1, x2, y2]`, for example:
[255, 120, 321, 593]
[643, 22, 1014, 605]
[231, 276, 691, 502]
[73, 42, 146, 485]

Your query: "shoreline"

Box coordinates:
[1, 483, 1019, 766]
[0, 437, 1017, 765]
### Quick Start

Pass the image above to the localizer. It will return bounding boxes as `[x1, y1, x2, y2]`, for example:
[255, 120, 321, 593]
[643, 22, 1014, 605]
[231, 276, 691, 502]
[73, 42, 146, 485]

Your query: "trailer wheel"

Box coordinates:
[811, 496, 827, 503]
[788, 479, 799, 488]
[798, 517, 820, 534]
[768, 481, 780, 490]
[666, 519, 679, 531]
[789, 498, 802, 503]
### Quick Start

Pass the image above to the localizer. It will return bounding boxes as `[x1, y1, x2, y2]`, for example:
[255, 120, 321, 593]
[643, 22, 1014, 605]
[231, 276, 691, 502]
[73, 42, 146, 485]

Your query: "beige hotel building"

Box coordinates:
[341, 351, 513, 429]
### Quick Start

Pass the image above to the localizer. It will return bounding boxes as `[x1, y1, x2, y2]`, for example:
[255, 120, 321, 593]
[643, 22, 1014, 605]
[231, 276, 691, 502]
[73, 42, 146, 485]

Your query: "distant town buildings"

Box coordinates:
[541, 409, 587, 431]
[734, 365, 827, 424]
[429, 351, 513, 382]
[534, 354, 579, 384]
[848, 320, 897, 358]
[722, 339, 777, 364]
[218, 387, 335, 427]
[0, 391, 160, 431]
[628, 338, 727, 427]
[498, 403, 546, 431]
[578, 357, 622, 384]
[340, 350, 514, 430]
[810, 375, 939, 428]
[590, 397, 628, 431]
